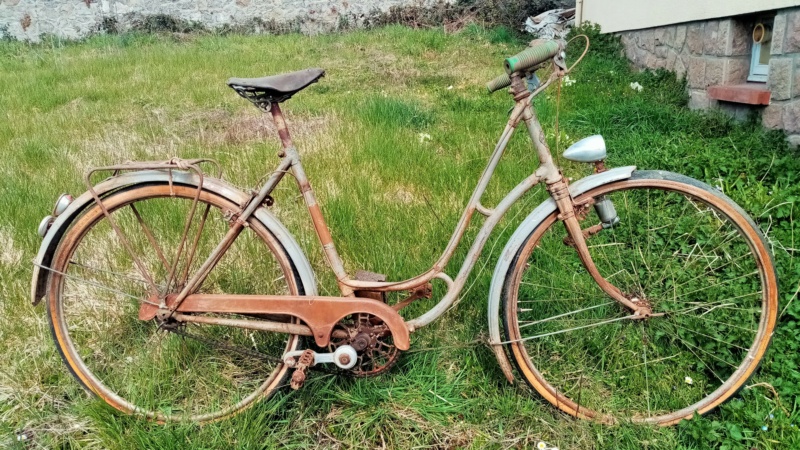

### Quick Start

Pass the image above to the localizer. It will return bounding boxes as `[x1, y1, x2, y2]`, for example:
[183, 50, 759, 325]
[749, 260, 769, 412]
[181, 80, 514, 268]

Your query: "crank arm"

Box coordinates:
[283, 346, 358, 370]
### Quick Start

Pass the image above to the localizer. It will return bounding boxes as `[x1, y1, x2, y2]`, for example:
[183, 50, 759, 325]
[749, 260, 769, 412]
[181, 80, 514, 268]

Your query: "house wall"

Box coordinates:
[614, 7, 800, 146]
[579, 0, 799, 34]
[0, 0, 436, 41]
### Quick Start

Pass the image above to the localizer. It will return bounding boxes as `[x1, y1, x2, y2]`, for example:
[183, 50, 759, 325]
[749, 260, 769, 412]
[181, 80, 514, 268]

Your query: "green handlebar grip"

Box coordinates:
[486, 73, 511, 93]
[504, 40, 561, 74]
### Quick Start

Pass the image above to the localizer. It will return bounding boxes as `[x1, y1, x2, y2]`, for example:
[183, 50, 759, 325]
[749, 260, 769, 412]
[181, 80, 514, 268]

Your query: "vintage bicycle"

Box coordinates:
[31, 39, 777, 426]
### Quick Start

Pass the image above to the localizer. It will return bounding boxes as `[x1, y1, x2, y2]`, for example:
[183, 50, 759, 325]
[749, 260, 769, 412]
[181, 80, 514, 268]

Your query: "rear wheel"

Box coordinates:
[47, 184, 304, 423]
[502, 171, 777, 425]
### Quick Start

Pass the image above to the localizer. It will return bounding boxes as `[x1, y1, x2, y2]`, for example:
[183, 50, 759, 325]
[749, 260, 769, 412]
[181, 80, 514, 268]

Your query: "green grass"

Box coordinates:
[0, 25, 799, 449]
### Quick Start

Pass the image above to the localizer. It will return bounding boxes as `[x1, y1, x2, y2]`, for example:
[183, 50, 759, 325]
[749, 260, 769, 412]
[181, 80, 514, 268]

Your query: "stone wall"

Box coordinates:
[616, 6, 800, 145]
[0, 0, 438, 41]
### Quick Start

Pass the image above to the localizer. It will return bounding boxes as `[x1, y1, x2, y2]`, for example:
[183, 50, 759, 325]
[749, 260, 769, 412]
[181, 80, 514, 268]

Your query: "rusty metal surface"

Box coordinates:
[35, 44, 775, 426]
[270, 103, 294, 150]
[327, 312, 399, 377]
[546, 177, 651, 316]
[289, 349, 316, 389]
[145, 293, 410, 350]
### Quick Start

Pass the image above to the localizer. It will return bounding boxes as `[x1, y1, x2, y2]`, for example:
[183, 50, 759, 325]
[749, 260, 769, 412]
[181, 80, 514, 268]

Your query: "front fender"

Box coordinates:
[31, 170, 317, 305]
[486, 165, 636, 382]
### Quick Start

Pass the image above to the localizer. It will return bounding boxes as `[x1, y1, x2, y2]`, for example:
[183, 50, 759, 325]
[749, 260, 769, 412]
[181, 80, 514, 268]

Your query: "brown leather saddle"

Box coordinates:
[228, 68, 325, 109]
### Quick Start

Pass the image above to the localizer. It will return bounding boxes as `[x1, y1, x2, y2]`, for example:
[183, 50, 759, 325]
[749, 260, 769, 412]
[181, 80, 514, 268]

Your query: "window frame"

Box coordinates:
[747, 18, 773, 83]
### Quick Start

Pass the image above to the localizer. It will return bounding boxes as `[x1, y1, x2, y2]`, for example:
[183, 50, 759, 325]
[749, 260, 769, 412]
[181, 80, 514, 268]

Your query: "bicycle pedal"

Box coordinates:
[289, 349, 315, 390]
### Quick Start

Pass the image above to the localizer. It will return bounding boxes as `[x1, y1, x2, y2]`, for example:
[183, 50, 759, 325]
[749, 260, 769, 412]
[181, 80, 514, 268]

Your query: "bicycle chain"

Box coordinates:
[166, 325, 348, 376]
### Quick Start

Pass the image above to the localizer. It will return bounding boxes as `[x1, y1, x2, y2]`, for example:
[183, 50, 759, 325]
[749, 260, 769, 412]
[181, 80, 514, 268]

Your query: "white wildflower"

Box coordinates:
[447, 85, 453, 90]
[563, 76, 576, 87]
[630, 82, 644, 92]
[684, 376, 693, 385]
[418, 133, 431, 143]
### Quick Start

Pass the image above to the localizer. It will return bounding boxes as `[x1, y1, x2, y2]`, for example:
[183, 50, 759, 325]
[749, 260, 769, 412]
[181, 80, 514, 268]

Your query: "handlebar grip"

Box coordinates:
[504, 40, 562, 74]
[486, 73, 511, 94]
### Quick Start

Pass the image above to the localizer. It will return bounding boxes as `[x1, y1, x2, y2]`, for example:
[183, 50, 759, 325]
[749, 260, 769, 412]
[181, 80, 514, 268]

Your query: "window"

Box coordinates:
[748, 19, 772, 83]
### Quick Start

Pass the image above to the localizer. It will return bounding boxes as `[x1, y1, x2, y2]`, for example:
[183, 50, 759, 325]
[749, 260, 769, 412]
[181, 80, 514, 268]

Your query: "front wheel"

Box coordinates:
[47, 183, 305, 423]
[502, 171, 777, 425]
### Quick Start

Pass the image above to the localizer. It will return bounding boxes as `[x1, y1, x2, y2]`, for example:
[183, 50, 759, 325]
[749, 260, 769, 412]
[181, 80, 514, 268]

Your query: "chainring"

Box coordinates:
[327, 312, 399, 377]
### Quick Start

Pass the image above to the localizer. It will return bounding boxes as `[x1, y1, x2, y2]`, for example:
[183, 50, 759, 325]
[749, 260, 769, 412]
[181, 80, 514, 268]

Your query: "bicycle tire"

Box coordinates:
[47, 183, 305, 423]
[502, 170, 777, 425]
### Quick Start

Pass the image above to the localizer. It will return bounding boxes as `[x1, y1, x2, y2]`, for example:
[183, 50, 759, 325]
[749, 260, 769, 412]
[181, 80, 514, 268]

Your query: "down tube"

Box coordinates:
[406, 172, 542, 329]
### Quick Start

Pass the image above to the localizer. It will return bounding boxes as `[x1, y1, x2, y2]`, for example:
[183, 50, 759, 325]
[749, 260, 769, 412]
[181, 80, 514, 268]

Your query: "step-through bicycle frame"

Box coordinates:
[158, 71, 649, 339]
[30, 42, 780, 426]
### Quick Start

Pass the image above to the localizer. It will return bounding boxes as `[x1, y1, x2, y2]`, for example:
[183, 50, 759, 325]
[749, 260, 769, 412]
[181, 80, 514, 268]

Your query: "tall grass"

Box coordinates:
[0, 25, 798, 448]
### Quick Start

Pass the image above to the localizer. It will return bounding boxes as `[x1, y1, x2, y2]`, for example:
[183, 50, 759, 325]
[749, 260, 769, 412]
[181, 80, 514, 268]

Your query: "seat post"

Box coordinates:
[269, 103, 293, 156]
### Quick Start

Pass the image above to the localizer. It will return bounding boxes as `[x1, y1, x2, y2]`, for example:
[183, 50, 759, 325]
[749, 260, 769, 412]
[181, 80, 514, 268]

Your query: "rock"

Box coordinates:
[768, 58, 793, 101]
[724, 57, 750, 84]
[687, 56, 706, 88]
[784, 100, 800, 132]
[688, 89, 712, 109]
[762, 103, 784, 129]
[686, 23, 705, 55]
[772, 12, 787, 55]
[704, 58, 724, 86]
[727, 19, 750, 56]
[703, 20, 727, 56]
[794, 58, 800, 98]
[786, 11, 800, 53]
[674, 25, 687, 52]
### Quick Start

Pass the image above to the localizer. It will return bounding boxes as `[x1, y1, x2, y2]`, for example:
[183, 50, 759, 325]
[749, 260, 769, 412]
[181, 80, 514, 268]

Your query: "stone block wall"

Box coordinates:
[617, 7, 800, 145]
[0, 0, 438, 41]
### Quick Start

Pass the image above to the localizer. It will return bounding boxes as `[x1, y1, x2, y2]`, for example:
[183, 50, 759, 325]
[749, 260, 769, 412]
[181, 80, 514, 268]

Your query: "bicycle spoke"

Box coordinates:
[178, 203, 212, 289]
[506, 315, 634, 343]
[130, 203, 172, 275]
[69, 260, 161, 288]
[517, 302, 614, 329]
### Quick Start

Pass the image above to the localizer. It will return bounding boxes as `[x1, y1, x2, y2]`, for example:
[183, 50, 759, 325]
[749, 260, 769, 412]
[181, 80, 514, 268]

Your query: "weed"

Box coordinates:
[125, 13, 207, 34]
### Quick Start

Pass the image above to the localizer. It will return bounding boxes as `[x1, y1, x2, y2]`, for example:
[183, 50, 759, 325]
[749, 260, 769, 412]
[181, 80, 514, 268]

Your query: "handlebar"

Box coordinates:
[486, 73, 511, 94]
[486, 39, 564, 94]
[505, 40, 563, 74]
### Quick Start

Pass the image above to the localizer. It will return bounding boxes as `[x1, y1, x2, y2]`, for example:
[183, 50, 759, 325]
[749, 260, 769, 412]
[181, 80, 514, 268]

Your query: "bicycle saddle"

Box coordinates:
[228, 68, 325, 106]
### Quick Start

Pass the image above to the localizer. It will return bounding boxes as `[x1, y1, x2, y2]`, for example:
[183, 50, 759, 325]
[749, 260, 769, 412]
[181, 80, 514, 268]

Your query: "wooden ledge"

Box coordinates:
[708, 84, 771, 105]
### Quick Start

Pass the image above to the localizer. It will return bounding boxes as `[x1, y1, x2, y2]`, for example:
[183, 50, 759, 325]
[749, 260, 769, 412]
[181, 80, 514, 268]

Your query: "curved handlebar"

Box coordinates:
[486, 40, 565, 94]
[504, 40, 563, 74]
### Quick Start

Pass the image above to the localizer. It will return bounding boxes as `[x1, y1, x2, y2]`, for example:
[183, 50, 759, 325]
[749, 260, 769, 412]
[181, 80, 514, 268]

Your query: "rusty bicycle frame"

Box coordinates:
[125, 65, 655, 363]
[29, 37, 780, 425]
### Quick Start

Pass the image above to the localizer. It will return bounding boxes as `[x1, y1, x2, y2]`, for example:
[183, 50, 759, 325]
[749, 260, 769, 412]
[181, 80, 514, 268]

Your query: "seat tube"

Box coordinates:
[270, 103, 294, 154]
[269, 104, 354, 297]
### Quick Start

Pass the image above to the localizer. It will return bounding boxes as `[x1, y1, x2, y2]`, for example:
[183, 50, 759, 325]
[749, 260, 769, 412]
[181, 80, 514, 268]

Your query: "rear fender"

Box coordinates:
[487, 166, 636, 382]
[31, 170, 317, 305]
